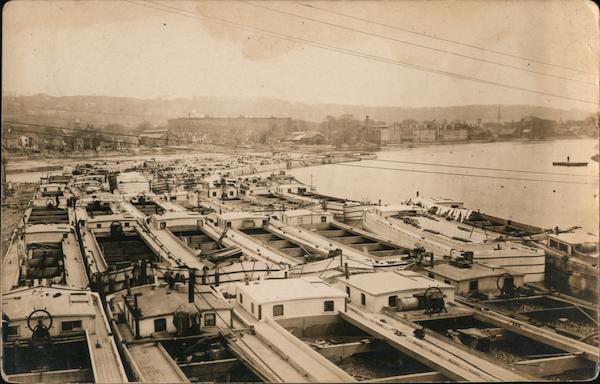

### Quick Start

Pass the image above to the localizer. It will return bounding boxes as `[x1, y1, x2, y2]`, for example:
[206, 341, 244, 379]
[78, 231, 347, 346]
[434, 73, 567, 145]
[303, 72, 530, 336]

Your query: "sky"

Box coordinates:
[3, 0, 599, 111]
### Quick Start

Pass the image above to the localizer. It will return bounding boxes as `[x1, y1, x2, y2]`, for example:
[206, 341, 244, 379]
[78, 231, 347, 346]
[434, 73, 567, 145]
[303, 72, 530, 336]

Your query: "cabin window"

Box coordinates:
[321, 216, 327, 223]
[63, 233, 68, 239]
[444, 279, 452, 285]
[549, 239, 559, 249]
[469, 280, 479, 291]
[159, 222, 166, 230]
[229, 191, 234, 196]
[558, 243, 568, 252]
[287, 188, 292, 193]
[251, 303, 255, 314]
[96, 223, 102, 228]
[61, 320, 82, 332]
[124, 222, 130, 227]
[324, 300, 335, 312]
[154, 318, 167, 332]
[388, 295, 398, 307]
[170, 196, 176, 201]
[428, 272, 434, 279]
[43, 187, 47, 192]
[360, 293, 366, 306]
[273, 304, 284, 317]
[212, 192, 217, 197]
[262, 220, 268, 227]
[7, 325, 19, 336]
[226, 221, 232, 228]
[204, 313, 216, 326]
[239, 293, 243, 304]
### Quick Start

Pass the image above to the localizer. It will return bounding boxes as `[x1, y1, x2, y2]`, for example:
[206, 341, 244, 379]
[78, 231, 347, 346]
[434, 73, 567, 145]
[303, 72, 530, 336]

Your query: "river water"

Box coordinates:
[289, 139, 599, 233]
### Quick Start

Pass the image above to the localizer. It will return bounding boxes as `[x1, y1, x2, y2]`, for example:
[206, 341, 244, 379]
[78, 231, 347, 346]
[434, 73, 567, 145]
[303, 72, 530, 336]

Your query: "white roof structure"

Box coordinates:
[344, 270, 453, 296]
[282, 209, 331, 218]
[218, 212, 268, 221]
[238, 277, 346, 305]
[424, 262, 524, 282]
[2, 286, 96, 321]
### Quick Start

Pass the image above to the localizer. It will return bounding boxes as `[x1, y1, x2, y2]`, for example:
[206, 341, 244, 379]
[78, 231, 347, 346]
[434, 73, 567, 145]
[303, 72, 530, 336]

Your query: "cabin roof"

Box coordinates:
[282, 209, 331, 218]
[218, 212, 268, 221]
[2, 286, 96, 321]
[237, 277, 346, 304]
[128, 284, 231, 319]
[424, 262, 523, 281]
[373, 204, 417, 213]
[344, 270, 453, 296]
[548, 232, 599, 245]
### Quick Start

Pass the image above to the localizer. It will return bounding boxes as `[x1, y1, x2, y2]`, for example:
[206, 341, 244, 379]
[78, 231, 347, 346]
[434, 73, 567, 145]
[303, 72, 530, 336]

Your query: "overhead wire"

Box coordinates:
[242, 1, 594, 86]
[332, 163, 598, 185]
[128, 0, 598, 105]
[369, 158, 598, 178]
[295, 1, 595, 76]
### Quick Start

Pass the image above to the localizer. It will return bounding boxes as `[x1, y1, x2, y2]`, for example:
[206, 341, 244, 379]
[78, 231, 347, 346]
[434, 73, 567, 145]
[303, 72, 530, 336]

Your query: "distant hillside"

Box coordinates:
[2, 93, 593, 128]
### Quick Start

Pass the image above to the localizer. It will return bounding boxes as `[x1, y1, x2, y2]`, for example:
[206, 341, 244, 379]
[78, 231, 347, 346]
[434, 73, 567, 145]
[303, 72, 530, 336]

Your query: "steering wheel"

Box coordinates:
[424, 286, 444, 299]
[27, 309, 53, 334]
[497, 272, 513, 291]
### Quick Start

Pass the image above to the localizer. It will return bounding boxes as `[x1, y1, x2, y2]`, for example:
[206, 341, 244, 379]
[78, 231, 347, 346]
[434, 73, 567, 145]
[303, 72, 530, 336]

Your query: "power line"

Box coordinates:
[130, 0, 598, 105]
[296, 1, 595, 76]
[370, 158, 598, 178]
[242, 1, 594, 86]
[333, 163, 598, 185]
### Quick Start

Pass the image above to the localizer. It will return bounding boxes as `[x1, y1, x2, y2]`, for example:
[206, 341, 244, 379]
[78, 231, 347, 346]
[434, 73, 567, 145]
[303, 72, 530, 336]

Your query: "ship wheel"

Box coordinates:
[497, 272, 518, 299]
[27, 309, 53, 347]
[136, 193, 146, 204]
[423, 287, 446, 314]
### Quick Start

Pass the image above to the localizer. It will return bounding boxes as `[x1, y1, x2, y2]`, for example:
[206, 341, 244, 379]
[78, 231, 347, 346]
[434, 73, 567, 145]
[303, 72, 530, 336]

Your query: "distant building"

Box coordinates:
[364, 115, 391, 145]
[289, 131, 327, 145]
[168, 116, 292, 144]
[139, 129, 169, 147]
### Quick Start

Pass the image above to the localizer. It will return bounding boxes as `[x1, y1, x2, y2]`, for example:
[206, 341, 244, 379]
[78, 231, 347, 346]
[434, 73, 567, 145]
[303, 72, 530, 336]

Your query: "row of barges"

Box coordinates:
[1, 154, 598, 382]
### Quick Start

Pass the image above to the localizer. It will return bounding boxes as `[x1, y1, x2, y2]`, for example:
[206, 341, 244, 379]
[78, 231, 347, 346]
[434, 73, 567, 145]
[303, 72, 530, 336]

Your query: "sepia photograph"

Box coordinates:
[1, 0, 599, 382]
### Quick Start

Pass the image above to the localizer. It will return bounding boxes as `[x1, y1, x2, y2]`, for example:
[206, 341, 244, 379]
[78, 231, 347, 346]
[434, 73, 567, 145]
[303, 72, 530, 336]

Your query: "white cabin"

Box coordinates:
[340, 270, 455, 313]
[235, 277, 347, 320]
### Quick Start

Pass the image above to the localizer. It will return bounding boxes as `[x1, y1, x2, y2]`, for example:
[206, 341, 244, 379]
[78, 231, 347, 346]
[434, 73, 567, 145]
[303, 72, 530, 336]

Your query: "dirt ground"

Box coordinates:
[1, 183, 36, 260]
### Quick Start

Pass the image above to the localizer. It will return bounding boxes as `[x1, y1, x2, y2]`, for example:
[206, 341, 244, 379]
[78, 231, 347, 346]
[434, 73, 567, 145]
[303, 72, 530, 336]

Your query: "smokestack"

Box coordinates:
[344, 262, 349, 280]
[125, 274, 132, 296]
[188, 268, 196, 303]
[133, 293, 141, 339]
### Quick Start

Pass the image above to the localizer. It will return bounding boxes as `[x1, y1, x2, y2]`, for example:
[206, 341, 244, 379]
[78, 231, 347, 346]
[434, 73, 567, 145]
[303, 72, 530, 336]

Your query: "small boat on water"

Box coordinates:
[553, 156, 588, 167]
